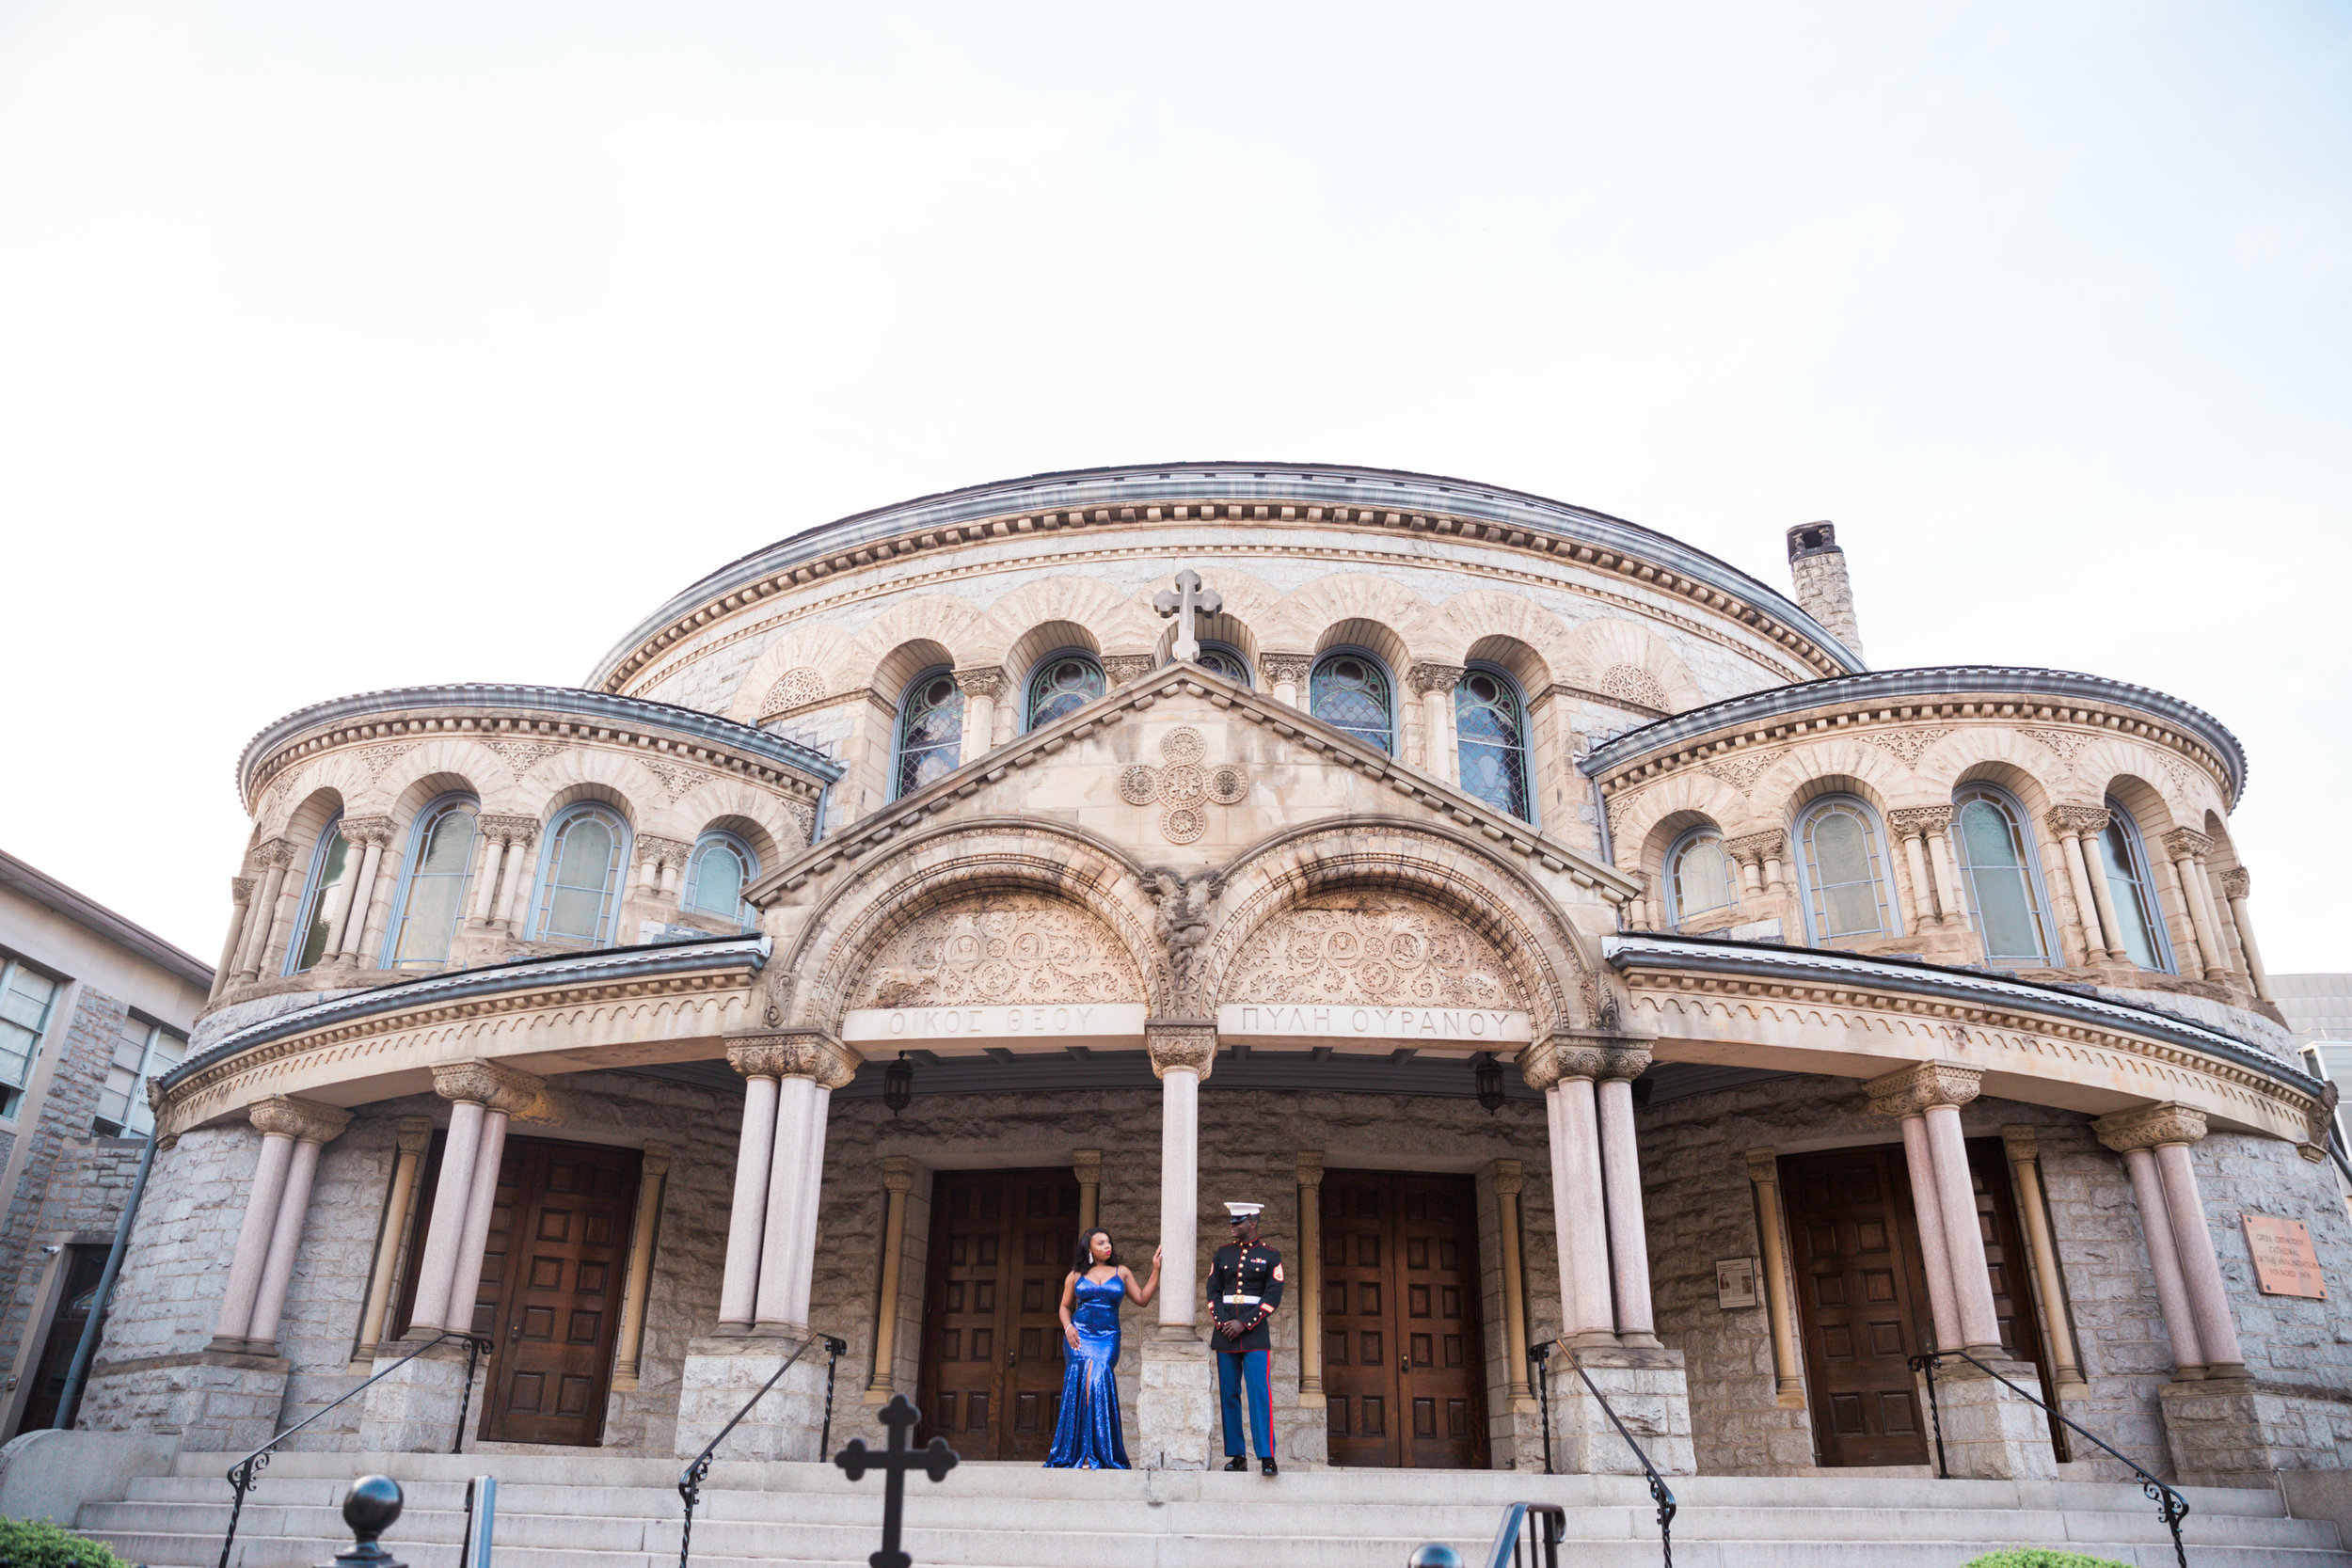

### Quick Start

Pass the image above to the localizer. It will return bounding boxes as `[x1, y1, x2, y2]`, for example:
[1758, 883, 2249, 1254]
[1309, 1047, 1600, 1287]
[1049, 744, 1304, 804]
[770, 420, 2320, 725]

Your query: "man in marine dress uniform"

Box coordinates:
[1208, 1200, 1284, 1475]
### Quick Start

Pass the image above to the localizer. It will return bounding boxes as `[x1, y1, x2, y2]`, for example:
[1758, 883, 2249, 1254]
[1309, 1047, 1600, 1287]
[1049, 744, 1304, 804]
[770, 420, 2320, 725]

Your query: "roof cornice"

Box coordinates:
[586, 462, 1866, 693]
[0, 849, 214, 992]
[236, 683, 844, 808]
[1578, 665, 2247, 804]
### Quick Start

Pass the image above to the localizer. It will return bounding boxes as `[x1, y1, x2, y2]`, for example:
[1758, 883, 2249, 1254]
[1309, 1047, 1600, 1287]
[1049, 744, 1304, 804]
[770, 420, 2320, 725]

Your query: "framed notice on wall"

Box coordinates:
[2243, 1214, 2326, 1299]
[1717, 1257, 1759, 1309]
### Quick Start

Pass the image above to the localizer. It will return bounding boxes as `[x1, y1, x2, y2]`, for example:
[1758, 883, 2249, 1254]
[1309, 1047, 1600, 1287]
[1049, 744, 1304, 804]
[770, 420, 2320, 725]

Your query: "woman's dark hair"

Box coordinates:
[1074, 1227, 1120, 1271]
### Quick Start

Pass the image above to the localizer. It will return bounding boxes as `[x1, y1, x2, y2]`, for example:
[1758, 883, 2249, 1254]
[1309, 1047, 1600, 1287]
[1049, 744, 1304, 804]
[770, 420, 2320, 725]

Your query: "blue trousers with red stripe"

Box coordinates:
[1216, 1347, 1274, 1459]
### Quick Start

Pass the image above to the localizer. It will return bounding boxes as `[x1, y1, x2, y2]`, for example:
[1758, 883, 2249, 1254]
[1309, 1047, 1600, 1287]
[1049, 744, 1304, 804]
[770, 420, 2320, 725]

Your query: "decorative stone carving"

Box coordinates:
[2045, 805, 2111, 838]
[1406, 661, 1468, 698]
[1146, 868, 1227, 1010]
[1887, 806, 1955, 837]
[1596, 1046, 1653, 1083]
[1487, 1158, 1522, 1198]
[883, 1155, 914, 1195]
[352, 744, 417, 787]
[1103, 654, 1158, 687]
[951, 666, 1006, 699]
[1258, 652, 1312, 687]
[727, 1030, 859, 1089]
[1700, 748, 1786, 796]
[339, 814, 398, 848]
[1295, 1149, 1326, 1184]
[248, 1095, 352, 1145]
[2018, 728, 2093, 762]
[1724, 830, 1786, 865]
[1863, 1059, 1984, 1118]
[2161, 828, 2214, 861]
[1145, 1022, 1218, 1081]
[485, 739, 564, 778]
[1860, 728, 1955, 767]
[230, 876, 256, 905]
[2220, 868, 2251, 899]
[643, 761, 708, 804]
[2093, 1101, 2209, 1152]
[1072, 1148, 1103, 1187]
[784, 798, 818, 847]
[637, 834, 695, 871]
[2000, 1125, 2040, 1164]
[2306, 1082, 2340, 1163]
[850, 894, 1145, 1009]
[430, 1058, 544, 1115]
[1219, 894, 1525, 1012]
[1597, 664, 1671, 711]
[1517, 1034, 1607, 1094]
[476, 813, 539, 847]
[761, 667, 828, 717]
[1120, 728, 1248, 844]
[394, 1116, 433, 1155]
[249, 838, 297, 873]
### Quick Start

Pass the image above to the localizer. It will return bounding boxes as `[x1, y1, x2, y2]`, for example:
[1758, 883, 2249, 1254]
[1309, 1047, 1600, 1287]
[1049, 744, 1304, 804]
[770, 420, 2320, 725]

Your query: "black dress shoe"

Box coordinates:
[1224, 1456, 1248, 1472]
[1261, 1457, 1279, 1477]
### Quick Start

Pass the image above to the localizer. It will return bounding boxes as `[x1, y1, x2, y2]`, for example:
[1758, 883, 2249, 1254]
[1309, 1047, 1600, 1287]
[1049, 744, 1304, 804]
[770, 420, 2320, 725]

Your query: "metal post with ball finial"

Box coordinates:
[325, 1476, 406, 1568]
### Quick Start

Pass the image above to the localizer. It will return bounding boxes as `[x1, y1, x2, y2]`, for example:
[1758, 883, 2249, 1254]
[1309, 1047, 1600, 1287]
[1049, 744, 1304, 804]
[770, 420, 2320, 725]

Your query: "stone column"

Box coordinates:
[720, 1050, 783, 1329]
[2049, 807, 2119, 964]
[865, 1157, 914, 1402]
[2104, 1105, 2247, 1378]
[332, 817, 394, 962]
[1890, 810, 1945, 925]
[953, 668, 1002, 767]
[1137, 1020, 1217, 1469]
[1922, 813, 1969, 930]
[1896, 1109, 1962, 1351]
[244, 1098, 354, 1350]
[233, 843, 294, 983]
[405, 1099, 483, 1335]
[479, 816, 539, 930]
[439, 1064, 540, 1333]
[467, 832, 507, 925]
[1489, 1159, 1532, 1406]
[1261, 652, 1311, 709]
[1073, 1148, 1103, 1235]
[2106, 1132, 2206, 1376]
[1595, 1047, 1659, 1347]
[1297, 1150, 1327, 1406]
[214, 878, 255, 999]
[2150, 854, 2207, 979]
[1408, 663, 1465, 783]
[353, 1117, 432, 1368]
[211, 1117, 299, 1349]
[612, 1143, 671, 1389]
[743, 1030, 859, 1331]
[2220, 870, 2276, 1002]
[1999, 1127, 2087, 1400]
[1522, 1035, 1614, 1347]
[2163, 830, 2232, 984]
[1727, 831, 1788, 900]
[1743, 1150, 1806, 1408]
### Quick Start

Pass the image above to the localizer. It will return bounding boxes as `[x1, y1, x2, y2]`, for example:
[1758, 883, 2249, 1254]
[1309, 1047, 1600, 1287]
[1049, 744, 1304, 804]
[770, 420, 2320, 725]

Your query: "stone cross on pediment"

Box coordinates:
[1153, 569, 1222, 662]
[1119, 725, 1248, 844]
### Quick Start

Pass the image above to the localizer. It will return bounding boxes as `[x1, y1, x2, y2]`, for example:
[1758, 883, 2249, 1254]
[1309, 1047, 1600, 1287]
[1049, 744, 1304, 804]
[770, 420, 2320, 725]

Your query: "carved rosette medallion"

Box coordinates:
[2092, 1101, 2209, 1152]
[1863, 1059, 1984, 1119]
[248, 1095, 352, 1145]
[1220, 894, 1524, 1012]
[850, 893, 1144, 1009]
[1120, 727, 1248, 845]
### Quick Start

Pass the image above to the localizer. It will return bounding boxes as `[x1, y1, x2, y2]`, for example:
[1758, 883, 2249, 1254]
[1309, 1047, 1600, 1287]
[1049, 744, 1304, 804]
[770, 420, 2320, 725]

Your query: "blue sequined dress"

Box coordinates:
[1044, 1273, 1129, 1469]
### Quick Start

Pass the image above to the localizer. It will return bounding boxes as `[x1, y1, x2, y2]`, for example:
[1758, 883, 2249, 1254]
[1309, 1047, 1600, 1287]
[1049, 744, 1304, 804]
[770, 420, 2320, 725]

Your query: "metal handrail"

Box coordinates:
[1555, 1345, 1677, 1568]
[1481, 1501, 1566, 1568]
[218, 1329, 492, 1568]
[676, 1333, 846, 1568]
[1910, 1349, 2189, 1568]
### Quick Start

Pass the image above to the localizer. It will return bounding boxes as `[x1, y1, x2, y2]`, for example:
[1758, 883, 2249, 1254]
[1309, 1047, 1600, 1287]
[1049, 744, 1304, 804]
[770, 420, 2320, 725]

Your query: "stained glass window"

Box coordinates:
[1799, 798, 1896, 941]
[1454, 669, 1530, 819]
[1953, 787, 2051, 966]
[1670, 832, 1735, 923]
[685, 833, 757, 926]
[1025, 654, 1104, 729]
[535, 806, 627, 945]
[1310, 651, 1393, 752]
[388, 798, 479, 971]
[1196, 644, 1253, 689]
[895, 670, 965, 797]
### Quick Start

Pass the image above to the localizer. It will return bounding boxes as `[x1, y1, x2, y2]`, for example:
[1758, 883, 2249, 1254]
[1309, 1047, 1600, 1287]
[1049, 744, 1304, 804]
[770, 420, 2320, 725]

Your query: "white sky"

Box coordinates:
[3, 3, 2346, 974]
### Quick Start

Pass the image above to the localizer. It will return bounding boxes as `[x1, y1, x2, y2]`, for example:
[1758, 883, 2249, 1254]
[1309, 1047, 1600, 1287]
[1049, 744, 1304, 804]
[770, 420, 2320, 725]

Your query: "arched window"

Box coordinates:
[384, 797, 480, 971]
[893, 668, 964, 799]
[684, 832, 759, 927]
[1454, 666, 1531, 820]
[1795, 796, 1900, 942]
[2097, 800, 2173, 972]
[1196, 643, 1253, 689]
[532, 805, 628, 946]
[1952, 785, 2053, 966]
[1667, 829, 1735, 926]
[1310, 649, 1393, 753]
[1025, 651, 1104, 730]
[284, 815, 354, 975]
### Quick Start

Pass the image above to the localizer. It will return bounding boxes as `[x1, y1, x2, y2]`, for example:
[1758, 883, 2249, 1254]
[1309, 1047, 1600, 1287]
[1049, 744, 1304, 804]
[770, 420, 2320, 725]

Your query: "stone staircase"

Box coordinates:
[73, 1449, 2352, 1568]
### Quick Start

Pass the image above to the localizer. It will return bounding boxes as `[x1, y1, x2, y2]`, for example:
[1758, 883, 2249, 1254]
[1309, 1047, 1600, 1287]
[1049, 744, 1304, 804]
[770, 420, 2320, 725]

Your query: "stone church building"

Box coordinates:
[73, 463, 2349, 1495]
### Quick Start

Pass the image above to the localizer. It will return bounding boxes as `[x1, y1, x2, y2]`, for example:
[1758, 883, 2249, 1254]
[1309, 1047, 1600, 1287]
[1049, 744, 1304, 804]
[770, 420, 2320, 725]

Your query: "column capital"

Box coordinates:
[2160, 827, 2214, 861]
[1518, 1033, 1607, 1092]
[637, 833, 694, 871]
[2221, 867, 2252, 899]
[393, 1115, 434, 1155]
[249, 1095, 351, 1145]
[430, 1057, 544, 1115]
[1596, 1046, 1653, 1084]
[340, 814, 398, 849]
[1072, 1148, 1104, 1186]
[882, 1154, 915, 1194]
[249, 837, 298, 872]
[951, 665, 1006, 699]
[1295, 1149, 1326, 1184]
[1744, 1148, 1780, 1186]
[1999, 1125, 2041, 1165]
[642, 1140, 673, 1179]
[1487, 1157, 1524, 1198]
[1887, 805, 1954, 837]
[2045, 804, 2111, 839]
[1406, 660, 1467, 697]
[2094, 1101, 2208, 1152]
[1863, 1059, 1983, 1118]
[1724, 829, 1786, 865]
[726, 1029, 860, 1089]
[477, 813, 540, 847]
[1103, 653, 1158, 687]
[1145, 1019, 1217, 1080]
[230, 875, 257, 904]
[1258, 651, 1312, 685]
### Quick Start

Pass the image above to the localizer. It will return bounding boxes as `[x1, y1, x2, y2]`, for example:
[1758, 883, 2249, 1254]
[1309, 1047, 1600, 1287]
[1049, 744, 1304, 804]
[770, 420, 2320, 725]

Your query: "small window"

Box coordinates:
[1952, 785, 2054, 967]
[684, 832, 758, 927]
[385, 797, 480, 972]
[1454, 667, 1531, 820]
[1796, 796, 1899, 942]
[2097, 800, 2173, 973]
[1310, 650, 1394, 753]
[93, 1017, 186, 1137]
[893, 669, 964, 799]
[1195, 643, 1254, 689]
[284, 816, 355, 975]
[1667, 830, 1736, 925]
[1025, 652, 1104, 730]
[0, 956, 61, 1121]
[533, 805, 628, 946]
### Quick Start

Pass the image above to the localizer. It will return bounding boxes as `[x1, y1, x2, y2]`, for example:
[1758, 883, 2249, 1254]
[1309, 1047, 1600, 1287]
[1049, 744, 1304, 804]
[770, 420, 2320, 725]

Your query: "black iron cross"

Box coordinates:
[834, 1394, 958, 1568]
[1153, 569, 1223, 662]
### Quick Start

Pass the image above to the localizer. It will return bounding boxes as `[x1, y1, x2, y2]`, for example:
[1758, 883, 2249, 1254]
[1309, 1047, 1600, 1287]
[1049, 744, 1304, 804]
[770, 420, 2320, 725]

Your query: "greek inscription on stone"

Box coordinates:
[1216, 1004, 1533, 1043]
[841, 1003, 1149, 1044]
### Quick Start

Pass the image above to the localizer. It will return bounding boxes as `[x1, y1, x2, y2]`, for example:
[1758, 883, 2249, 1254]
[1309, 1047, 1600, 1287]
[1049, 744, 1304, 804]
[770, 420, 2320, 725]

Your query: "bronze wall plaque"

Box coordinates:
[2244, 1213, 2326, 1299]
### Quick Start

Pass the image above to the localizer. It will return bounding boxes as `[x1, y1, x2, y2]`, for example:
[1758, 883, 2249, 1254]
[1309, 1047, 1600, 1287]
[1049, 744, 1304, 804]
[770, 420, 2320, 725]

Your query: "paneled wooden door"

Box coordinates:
[1320, 1170, 1488, 1469]
[470, 1136, 641, 1447]
[915, 1167, 1081, 1460]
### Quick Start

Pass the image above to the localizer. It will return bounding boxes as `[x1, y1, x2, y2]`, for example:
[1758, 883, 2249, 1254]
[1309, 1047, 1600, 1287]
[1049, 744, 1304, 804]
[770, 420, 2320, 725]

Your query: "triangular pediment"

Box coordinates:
[749, 663, 1636, 906]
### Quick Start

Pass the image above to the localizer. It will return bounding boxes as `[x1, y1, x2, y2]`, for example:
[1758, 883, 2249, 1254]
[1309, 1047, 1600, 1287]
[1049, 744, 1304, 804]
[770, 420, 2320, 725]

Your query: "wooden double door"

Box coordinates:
[1781, 1139, 2063, 1467]
[1320, 1170, 1488, 1469]
[915, 1167, 1082, 1460]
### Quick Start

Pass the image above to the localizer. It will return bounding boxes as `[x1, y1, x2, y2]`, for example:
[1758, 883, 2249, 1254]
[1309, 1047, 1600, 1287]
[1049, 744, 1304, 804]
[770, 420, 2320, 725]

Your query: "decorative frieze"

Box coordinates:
[1219, 894, 1526, 1013]
[850, 893, 1145, 1009]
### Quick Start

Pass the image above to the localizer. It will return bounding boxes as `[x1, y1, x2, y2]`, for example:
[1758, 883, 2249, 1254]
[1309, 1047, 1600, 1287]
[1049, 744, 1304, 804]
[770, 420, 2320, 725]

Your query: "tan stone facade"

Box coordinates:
[77, 465, 2348, 1489]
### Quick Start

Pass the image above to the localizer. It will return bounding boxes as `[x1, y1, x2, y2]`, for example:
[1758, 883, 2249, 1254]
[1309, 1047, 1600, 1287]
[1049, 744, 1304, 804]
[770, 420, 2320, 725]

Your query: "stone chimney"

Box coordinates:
[1786, 521, 1864, 663]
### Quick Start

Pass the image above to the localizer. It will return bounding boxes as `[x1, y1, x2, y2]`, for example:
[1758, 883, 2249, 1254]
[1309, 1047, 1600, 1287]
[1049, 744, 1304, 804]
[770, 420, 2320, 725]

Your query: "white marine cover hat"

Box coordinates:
[1224, 1202, 1264, 1219]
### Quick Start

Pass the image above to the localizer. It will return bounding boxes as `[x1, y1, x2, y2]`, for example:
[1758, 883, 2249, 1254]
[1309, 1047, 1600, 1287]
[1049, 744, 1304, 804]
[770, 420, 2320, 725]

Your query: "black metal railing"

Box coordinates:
[217, 1329, 492, 1568]
[676, 1333, 846, 1568]
[1543, 1344, 1676, 1568]
[1910, 1349, 2189, 1568]
[1481, 1501, 1566, 1568]
[1527, 1345, 1554, 1475]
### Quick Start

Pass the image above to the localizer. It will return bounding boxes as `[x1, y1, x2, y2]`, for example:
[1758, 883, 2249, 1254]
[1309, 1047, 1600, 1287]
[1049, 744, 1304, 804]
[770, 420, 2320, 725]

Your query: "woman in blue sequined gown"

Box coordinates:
[1044, 1229, 1162, 1469]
